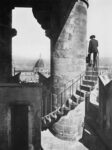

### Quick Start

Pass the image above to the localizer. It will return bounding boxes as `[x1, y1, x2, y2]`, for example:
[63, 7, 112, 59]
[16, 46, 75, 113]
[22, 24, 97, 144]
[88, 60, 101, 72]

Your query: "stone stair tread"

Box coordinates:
[80, 89, 89, 94]
[85, 76, 97, 79]
[85, 75, 98, 81]
[81, 84, 92, 88]
[83, 79, 95, 83]
[85, 75, 98, 77]
[71, 93, 79, 102]
[76, 88, 87, 93]
[76, 88, 87, 97]
[73, 93, 80, 99]
[83, 80, 96, 87]
[86, 70, 98, 72]
[70, 95, 77, 103]
[86, 71, 98, 73]
[86, 72, 98, 75]
[80, 85, 91, 92]
[86, 67, 98, 71]
[73, 93, 84, 102]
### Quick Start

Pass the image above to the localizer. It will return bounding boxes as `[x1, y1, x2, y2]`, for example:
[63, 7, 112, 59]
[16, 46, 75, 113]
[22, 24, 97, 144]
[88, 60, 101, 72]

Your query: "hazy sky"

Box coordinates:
[88, 0, 112, 57]
[12, 0, 112, 60]
[12, 8, 50, 60]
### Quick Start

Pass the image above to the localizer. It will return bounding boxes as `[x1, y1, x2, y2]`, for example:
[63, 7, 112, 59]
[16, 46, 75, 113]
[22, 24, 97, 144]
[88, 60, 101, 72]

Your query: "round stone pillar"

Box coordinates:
[51, 0, 88, 109]
[0, 6, 16, 83]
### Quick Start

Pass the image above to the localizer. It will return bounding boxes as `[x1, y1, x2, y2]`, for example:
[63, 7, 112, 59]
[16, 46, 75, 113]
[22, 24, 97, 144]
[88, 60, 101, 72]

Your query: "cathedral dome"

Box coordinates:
[35, 58, 44, 68]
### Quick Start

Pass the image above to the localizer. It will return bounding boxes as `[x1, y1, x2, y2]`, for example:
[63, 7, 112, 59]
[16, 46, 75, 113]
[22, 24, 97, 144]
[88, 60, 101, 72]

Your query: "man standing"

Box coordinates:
[88, 35, 98, 67]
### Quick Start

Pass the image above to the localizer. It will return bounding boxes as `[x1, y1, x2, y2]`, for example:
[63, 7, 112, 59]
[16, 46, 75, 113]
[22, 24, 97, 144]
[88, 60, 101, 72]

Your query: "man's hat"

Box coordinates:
[90, 35, 95, 39]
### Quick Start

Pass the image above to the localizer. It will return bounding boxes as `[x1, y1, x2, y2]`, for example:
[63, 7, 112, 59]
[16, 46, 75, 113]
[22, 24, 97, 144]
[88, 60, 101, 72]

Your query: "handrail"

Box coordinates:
[43, 61, 109, 120]
[58, 71, 85, 97]
[42, 71, 85, 117]
[57, 71, 85, 102]
[97, 52, 99, 75]
[62, 72, 86, 90]
[43, 53, 104, 118]
[44, 57, 112, 118]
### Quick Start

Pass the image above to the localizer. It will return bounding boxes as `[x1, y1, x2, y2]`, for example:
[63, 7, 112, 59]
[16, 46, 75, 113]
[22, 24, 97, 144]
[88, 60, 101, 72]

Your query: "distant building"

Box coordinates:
[34, 57, 45, 73]
[14, 69, 39, 83]
[14, 56, 50, 83]
[33, 57, 50, 77]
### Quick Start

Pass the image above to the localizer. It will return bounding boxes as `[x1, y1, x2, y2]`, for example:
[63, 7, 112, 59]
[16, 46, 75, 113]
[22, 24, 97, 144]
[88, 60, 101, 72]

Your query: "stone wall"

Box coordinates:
[0, 83, 42, 150]
[99, 76, 112, 131]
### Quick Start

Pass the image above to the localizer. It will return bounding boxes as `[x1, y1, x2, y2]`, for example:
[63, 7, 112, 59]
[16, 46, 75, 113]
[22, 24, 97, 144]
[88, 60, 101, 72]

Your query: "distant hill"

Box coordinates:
[99, 57, 112, 67]
[12, 56, 50, 70]
[13, 56, 112, 71]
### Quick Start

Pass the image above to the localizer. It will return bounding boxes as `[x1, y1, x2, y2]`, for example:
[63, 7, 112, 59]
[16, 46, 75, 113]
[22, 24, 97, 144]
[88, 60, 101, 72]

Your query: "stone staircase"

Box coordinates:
[41, 67, 98, 131]
[76, 69, 98, 99]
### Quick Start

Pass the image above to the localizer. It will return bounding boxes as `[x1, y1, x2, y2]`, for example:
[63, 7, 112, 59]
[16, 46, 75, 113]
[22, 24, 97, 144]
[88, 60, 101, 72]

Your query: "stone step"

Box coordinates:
[66, 98, 78, 110]
[83, 80, 95, 86]
[85, 75, 98, 81]
[73, 93, 84, 104]
[80, 84, 91, 92]
[76, 89, 87, 98]
[70, 94, 77, 103]
[86, 71, 98, 76]
[86, 66, 98, 71]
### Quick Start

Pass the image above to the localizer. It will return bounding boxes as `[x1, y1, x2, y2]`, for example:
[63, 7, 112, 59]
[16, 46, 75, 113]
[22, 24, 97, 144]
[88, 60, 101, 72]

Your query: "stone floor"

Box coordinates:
[41, 130, 88, 150]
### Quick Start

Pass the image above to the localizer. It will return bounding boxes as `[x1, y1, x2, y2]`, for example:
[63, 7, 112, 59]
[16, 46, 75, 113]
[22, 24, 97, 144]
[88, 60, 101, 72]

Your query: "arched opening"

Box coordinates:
[12, 8, 50, 82]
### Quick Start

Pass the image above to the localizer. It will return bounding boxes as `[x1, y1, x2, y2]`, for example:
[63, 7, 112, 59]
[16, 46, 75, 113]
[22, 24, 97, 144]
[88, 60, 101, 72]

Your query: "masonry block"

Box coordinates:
[0, 83, 42, 150]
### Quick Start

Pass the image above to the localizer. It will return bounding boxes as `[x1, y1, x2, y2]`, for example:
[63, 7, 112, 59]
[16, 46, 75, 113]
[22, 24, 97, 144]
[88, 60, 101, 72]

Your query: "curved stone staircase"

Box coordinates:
[41, 67, 99, 140]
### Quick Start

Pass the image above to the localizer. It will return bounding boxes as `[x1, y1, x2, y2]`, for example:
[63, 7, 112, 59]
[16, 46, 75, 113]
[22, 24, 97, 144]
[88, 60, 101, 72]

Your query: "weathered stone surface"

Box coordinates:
[52, 0, 87, 107]
[0, 83, 42, 150]
[90, 82, 99, 106]
[99, 76, 112, 130]
[42, 130, 88, 150]
[0, 7, 12, 82]
[0, 104, 9, 150]
[49, 101, 85, 141]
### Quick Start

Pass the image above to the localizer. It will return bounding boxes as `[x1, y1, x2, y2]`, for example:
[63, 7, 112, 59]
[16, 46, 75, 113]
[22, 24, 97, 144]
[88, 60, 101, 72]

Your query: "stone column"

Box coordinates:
[0, 6, 16, 83]
[0, 6, 17, 150]
[51, 0, 88, 109]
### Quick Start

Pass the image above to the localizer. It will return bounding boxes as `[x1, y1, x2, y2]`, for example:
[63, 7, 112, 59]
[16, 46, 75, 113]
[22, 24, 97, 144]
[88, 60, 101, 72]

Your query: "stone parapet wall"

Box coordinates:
[0, 83, 42, 150]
